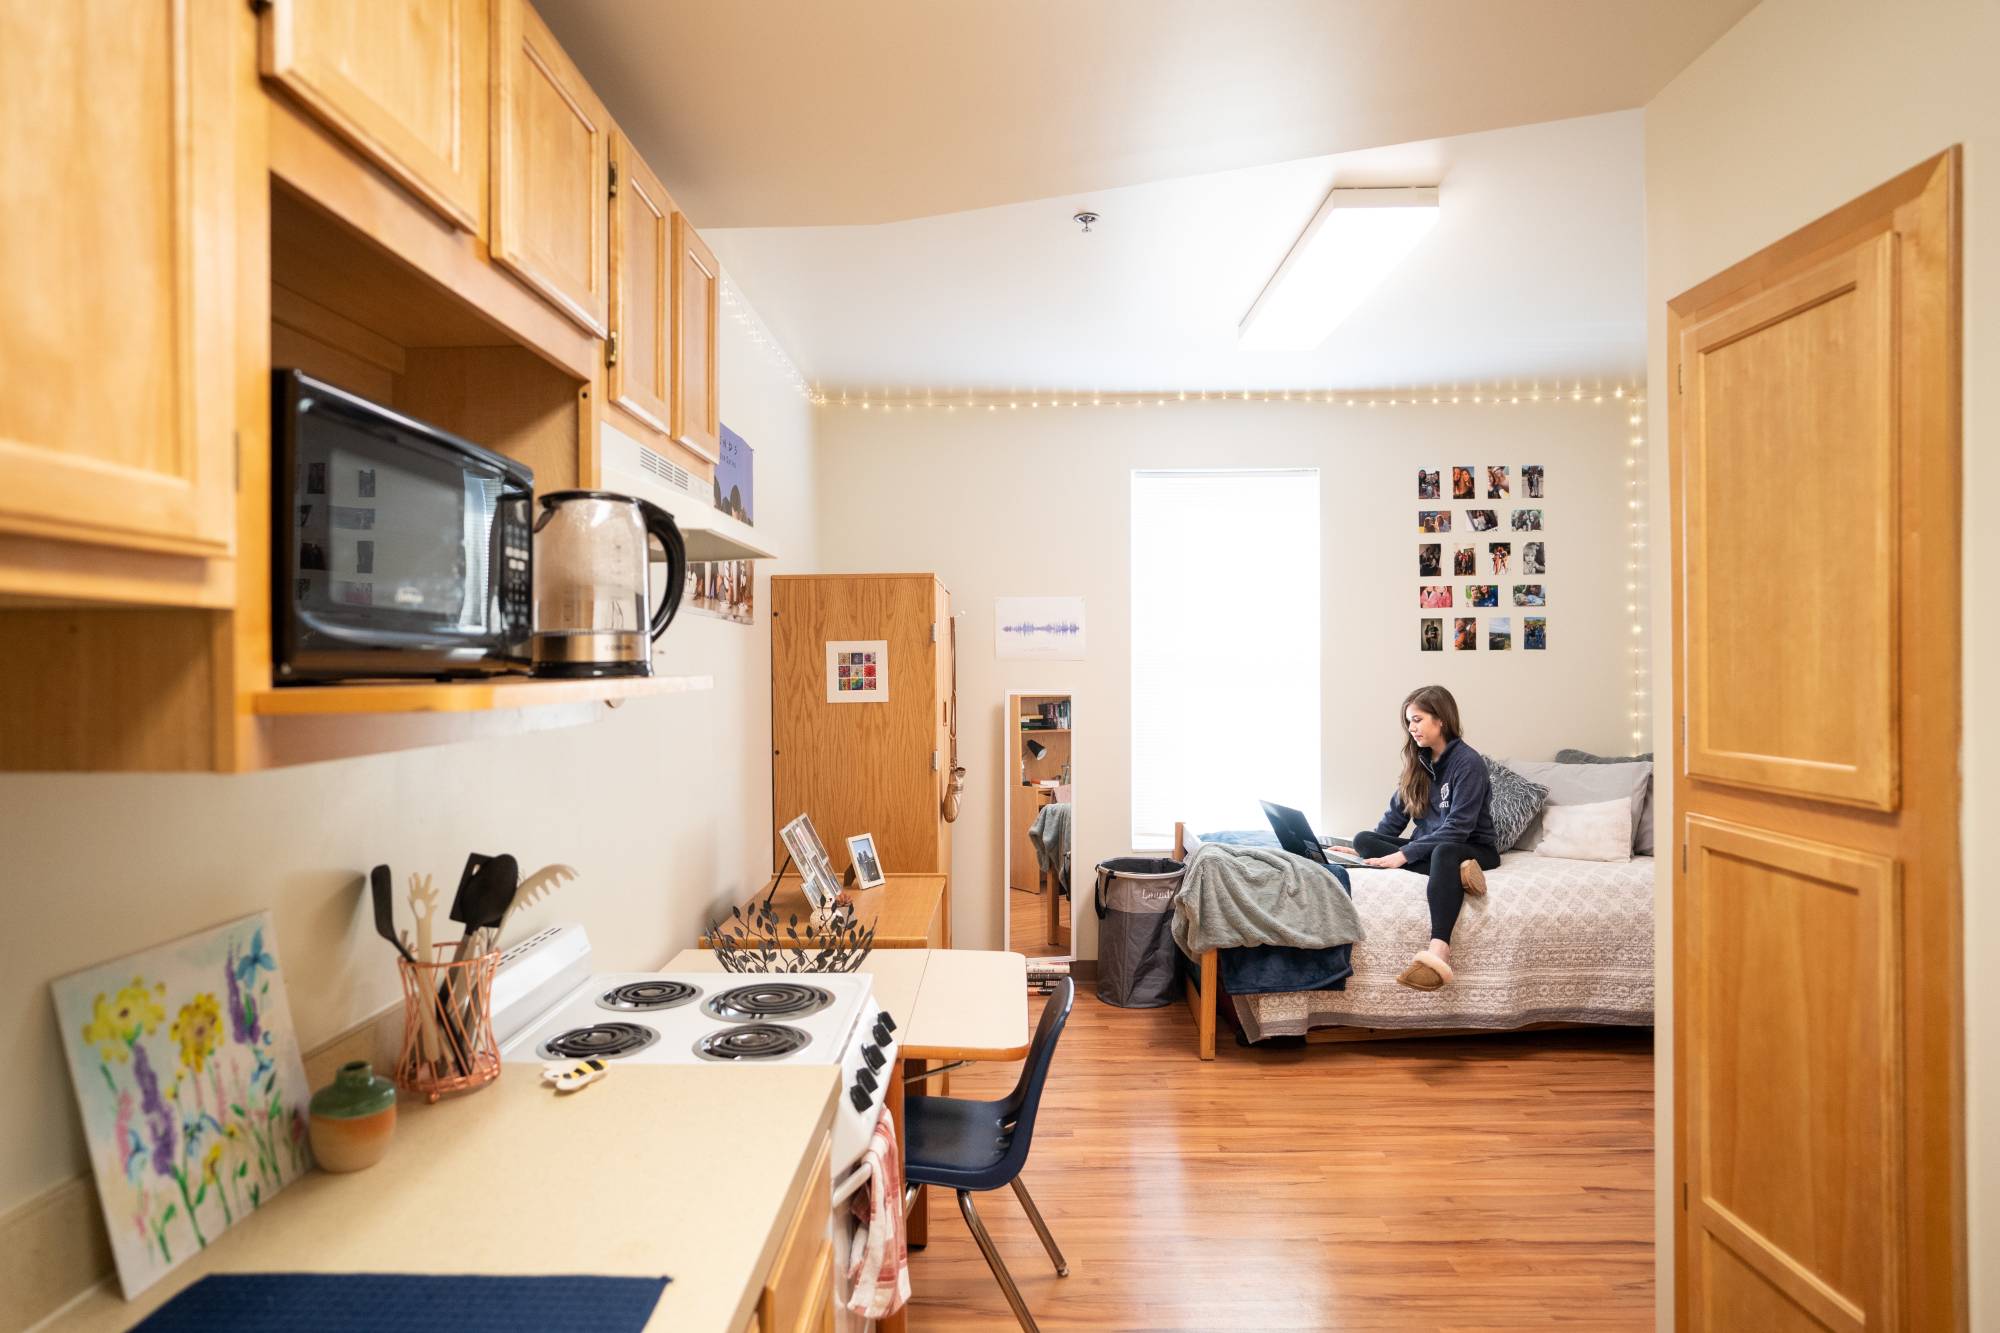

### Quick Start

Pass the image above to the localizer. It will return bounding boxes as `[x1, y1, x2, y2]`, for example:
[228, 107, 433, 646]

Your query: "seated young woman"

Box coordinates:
[1350, 684, 1500, 991]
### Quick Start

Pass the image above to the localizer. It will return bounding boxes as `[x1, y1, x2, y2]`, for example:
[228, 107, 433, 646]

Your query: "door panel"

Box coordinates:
[0, 0, 235, 558]
[672, 213, 720, 460]
[262, 0, 488, 234]
[608, 133, 673, 436]
[491, 0, 607, 336]
[1681, 238, 1898, 810]
[1686, 817, 1898, 1332]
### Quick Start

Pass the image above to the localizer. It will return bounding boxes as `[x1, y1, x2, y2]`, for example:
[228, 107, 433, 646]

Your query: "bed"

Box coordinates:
[1171, 822, 1654, 1059]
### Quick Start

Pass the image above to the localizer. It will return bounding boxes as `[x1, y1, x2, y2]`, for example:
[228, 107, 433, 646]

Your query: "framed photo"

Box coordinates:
[825, 639, 889, 703]
[778, 813, 842, 910]
[846, 833, 886, 889]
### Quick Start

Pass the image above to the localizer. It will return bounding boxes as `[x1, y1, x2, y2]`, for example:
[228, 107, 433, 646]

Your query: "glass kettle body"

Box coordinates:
[530, 490, 686, 678]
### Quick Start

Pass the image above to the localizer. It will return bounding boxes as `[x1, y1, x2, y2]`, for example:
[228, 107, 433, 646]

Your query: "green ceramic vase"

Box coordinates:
[308, 1060, 397, 1172]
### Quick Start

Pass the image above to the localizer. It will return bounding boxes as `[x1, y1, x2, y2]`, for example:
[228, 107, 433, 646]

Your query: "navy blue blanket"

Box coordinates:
[136, 1274, 671, 1332]
[1191, 830, 1355, 995]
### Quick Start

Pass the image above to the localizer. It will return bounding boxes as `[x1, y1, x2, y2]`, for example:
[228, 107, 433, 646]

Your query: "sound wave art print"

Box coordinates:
[995, 596, 1086, 660]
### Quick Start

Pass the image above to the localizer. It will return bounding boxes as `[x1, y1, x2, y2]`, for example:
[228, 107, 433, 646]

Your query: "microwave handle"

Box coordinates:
[640, 500, 686, 642]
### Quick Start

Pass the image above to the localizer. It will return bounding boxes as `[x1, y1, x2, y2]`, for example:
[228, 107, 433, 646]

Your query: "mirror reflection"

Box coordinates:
[1006, 691, 1073, 958]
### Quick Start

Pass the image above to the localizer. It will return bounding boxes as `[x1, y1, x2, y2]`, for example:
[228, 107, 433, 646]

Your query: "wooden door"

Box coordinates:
[0, 0, 236, 559]
[672, 213, 721, 460]
[261, 0, 488, 234]
[771, 576, 941, 877]
[607, 132, 674, 437]
[1670, 152, 1963, 1333]
[491, 0, 608, 337]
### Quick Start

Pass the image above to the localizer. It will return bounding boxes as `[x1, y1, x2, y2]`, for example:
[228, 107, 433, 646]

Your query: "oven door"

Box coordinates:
[274, 372, 534, 681]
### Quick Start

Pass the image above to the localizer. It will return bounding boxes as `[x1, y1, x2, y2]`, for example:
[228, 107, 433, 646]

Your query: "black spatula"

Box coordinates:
[370, 865, 415, 963]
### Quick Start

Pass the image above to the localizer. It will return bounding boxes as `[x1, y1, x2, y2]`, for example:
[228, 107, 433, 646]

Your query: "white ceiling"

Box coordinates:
[709, 110, 1647, 395]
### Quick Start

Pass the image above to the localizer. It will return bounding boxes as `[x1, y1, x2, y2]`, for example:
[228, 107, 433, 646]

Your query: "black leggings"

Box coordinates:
[1351, 831, 1501, 943]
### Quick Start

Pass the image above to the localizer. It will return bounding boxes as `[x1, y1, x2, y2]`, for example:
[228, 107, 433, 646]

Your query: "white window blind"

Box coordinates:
[1130, 469, 1321, 848]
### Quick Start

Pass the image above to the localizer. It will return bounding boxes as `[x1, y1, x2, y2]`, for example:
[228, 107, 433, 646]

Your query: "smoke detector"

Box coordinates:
[1072, 211, 1099, 234]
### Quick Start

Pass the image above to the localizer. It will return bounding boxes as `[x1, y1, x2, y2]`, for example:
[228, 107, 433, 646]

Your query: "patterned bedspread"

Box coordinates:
[1186, 839, 1656, 1040]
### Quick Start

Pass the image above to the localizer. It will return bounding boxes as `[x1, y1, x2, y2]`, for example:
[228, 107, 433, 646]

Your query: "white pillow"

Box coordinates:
[1532, 796, 1634, 862]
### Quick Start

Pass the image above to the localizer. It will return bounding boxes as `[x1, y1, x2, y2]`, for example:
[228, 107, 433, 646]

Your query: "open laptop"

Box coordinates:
[1260, 800, 1368, 868]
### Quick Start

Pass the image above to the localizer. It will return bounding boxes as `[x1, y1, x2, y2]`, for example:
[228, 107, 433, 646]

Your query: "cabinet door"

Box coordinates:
[607, 133, 674, 436]
[0, 0, 235, 558]
[261, 0, 488, 234]
[491, 0, 608, 336]
[671, 213, 721, 460]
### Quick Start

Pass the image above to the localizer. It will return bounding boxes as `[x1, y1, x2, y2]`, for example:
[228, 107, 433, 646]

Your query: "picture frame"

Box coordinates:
[825, 639, 889, 702]
[846, 833, 886, 889]
[778, 813, 842, 910]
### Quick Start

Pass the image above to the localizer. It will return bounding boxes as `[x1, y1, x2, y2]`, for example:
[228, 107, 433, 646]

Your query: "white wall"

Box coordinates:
[0, 307, 818, 1222]
[1644, 0, 1999, 1323]
[817, 396, 1645, 961]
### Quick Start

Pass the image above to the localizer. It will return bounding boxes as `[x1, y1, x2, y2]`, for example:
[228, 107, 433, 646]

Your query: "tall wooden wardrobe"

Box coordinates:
[770, 573, 955, 895]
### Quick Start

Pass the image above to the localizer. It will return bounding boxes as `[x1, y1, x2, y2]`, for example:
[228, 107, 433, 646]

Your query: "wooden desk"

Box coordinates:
[702, 872, 949, 949]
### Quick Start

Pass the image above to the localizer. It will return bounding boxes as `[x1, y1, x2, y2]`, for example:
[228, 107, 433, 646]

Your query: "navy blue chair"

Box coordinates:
[903, 975, 1073, 1332]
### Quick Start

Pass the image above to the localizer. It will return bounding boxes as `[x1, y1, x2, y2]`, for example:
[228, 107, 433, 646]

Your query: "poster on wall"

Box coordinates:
[713, 425, 754, 524]
[826, 639, 889, 702]
[996, 596, 1086, 660]
[51, 912, 313, 1297]
[685, 559, 755, 625]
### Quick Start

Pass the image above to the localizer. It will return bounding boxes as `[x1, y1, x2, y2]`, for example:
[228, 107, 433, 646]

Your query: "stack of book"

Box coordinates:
[1020, 700, 1071, 730]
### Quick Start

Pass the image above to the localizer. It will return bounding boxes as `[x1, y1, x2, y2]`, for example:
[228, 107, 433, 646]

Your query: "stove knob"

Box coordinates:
[873, 1016, 894, 1045]
[849, 1083, 873, 1112]
[855, 1066, 878, 1093]
[860, 1043, 885, 1071]
[876, 1011, 898, 1034]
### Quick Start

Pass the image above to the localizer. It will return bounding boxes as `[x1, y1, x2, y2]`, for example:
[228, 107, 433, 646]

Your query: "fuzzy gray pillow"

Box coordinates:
[1553, 749, 1657, 856]
[1483, 758, 1551, 852]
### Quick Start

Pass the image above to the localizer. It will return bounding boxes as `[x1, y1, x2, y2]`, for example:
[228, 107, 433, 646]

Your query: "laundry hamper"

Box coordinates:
[1092, 856, 1186, 1008]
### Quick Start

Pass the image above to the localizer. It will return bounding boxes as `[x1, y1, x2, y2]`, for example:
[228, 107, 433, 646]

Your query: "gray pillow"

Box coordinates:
[1504, 758, 1653, 856]
[1553, 750, 1657, 855]
[1483, 758, 1550, 852]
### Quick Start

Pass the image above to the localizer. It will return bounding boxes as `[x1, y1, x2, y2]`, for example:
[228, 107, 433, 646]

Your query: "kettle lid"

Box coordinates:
[537, 489, 643, 508]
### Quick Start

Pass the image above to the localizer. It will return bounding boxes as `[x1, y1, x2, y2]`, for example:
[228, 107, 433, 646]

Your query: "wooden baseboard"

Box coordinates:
[1, 1002, 404, 1330]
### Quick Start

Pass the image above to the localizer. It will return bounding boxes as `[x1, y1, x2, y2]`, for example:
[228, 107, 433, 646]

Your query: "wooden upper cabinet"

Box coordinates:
[0, 0, 235, 560]
[260, 0, 489, 235]
[608, 133, 674, 437]
[491, 0, 609, 337]
[672, 213, 721, 460]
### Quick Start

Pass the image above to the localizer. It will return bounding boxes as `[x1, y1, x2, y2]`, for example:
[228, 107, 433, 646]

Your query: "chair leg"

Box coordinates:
[1008, 1176, 1070, 1277]
[957, 1189, 1041, 1333]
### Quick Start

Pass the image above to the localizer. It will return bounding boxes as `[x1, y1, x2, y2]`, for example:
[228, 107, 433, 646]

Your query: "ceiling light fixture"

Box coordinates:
[1238, 186, 1439, 351]
[1073, 210, 1099, 233]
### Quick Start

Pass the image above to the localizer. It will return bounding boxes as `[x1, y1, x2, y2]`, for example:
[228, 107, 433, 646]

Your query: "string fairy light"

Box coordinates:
[718, 275, 816, 403]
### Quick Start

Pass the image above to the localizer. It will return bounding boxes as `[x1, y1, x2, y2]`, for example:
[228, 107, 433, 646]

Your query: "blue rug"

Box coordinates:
[135, 1273, 671, 1331]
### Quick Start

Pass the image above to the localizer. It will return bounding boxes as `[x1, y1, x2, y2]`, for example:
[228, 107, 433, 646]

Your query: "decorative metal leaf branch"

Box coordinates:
[707, 896, 877, 974]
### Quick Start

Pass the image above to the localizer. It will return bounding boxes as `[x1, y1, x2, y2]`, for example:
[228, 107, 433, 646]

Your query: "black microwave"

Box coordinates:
[273, 370, 534, 682]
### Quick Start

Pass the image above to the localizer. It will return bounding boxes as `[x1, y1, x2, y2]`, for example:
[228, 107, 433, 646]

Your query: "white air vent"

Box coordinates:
[639, 445, 697, 496]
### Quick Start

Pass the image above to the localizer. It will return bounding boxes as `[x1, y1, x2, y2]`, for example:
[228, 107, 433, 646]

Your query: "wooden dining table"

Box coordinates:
[663, 948, 1029, 1331]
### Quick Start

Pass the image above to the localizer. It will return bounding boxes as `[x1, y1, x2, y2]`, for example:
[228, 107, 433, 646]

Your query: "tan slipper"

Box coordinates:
[1396, 949, 1454, 991]
[1460, 858, 1488, 897]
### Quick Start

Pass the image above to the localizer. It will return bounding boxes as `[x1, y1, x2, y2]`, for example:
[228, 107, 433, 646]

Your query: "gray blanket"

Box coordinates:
[1028, 800, 1072, 893]
[1172, 842, 1366, 956]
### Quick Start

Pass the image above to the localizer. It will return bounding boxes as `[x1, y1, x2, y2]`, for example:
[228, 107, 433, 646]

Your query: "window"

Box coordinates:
[1130, 469, 1321, 848]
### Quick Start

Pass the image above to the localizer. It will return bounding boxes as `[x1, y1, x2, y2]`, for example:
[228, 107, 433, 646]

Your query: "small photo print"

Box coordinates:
[826, 639, 889, 702]
[333, 580, 373, 606]
[1453, 617, 1478, 651]
[1418, 510, 1452, 534]
[1453, 545, 1477, 576]
[357, 468, 376, 499]
[1486, 465, 1510, 500]
[1522, 541, 1546, 574]
[1512, 584, 1546, 607]
[1489, 542, 1511, 575]
[1510, 508, 1544, 531]
[1466, 509, 1499, 532]
[355, 539, 374, 575]
[1489, 617, 1512, 650]
[1451, 466, 1476, 500]
[1418, 543, 1442, 577]
[1419, 585, 1453, 609]
[298, 541, 326, 572]
[1523, 465, 1545, 499]
[306, 462, 326, 496]
[1466, 584, 1499, 608]
[1417, 468, 1440, 500]
[1524, 616, 1548, 650]
[1419, 617, 1443, 652]
[331, 505, 375, 531]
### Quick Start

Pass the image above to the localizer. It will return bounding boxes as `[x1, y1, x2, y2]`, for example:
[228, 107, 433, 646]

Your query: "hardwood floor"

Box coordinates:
[905, 993, 1654, 1331]
[1009, 885, 1070, 958]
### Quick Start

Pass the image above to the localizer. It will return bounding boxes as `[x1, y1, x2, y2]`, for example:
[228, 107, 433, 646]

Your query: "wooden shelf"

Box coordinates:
[1020, 726, 1071, 733]
[251, 673, 714, 716]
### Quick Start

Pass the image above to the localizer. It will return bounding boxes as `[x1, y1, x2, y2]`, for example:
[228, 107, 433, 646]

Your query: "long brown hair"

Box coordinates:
[1397, 685, 1464, 818]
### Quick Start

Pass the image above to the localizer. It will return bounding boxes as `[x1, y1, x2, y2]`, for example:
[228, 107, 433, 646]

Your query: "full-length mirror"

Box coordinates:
[1005, 691, 1073, 958]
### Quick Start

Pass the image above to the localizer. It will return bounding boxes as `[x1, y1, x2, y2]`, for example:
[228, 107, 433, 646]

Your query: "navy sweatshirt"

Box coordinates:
[1371, 737, 1498, 860]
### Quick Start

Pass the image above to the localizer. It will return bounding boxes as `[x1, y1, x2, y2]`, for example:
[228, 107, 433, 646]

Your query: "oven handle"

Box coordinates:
[831, 1159, 873, 1207]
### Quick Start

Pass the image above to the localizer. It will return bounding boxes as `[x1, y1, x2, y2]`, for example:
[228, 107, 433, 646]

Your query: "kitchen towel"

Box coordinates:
[135, 1273, 670, 1331]
[845, 1109, 910, 1319]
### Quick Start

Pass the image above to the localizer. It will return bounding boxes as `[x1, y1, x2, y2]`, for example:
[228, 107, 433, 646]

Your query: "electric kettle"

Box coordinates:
[530, 490, 686, 678]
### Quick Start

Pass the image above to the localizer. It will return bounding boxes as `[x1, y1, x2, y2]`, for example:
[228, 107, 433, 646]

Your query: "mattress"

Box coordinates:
[1189, 843, 1656, 1041]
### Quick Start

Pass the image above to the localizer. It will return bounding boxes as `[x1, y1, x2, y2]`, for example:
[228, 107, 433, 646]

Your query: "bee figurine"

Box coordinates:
[541, 1058, 609, 1094]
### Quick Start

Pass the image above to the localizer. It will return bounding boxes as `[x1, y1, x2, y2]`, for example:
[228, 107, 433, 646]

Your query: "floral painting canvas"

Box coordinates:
[52, 912, 312, 1297]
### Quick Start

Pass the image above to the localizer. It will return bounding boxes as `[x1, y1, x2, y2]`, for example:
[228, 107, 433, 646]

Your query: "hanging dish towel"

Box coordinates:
[844, 1110, 910, 1319]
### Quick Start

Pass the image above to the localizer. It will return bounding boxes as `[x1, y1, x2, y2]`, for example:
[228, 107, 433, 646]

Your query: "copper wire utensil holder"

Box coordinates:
[395, 943, 500, 1103]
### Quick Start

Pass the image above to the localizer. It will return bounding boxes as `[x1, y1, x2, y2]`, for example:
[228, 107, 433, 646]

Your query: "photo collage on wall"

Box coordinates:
[684, 425, 756, 625]
[1416, 463, 1547, 652]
